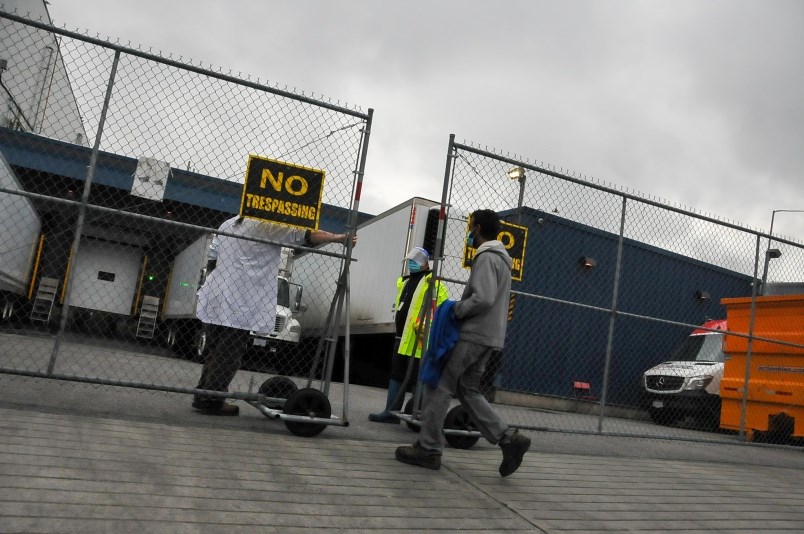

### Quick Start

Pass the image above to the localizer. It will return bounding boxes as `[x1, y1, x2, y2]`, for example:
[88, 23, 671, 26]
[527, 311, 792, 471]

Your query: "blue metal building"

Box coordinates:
[500, 208, 754, 408]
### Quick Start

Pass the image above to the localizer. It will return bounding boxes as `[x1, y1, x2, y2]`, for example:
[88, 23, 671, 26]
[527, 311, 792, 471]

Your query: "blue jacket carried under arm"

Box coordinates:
[420, 300, 461, 387]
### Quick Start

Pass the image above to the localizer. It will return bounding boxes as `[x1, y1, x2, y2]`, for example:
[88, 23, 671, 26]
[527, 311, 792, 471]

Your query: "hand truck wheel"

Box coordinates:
[282, 388, 331, 438]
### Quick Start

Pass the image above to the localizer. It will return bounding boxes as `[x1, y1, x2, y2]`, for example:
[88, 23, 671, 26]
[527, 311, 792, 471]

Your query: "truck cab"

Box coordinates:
[249, 275, 303, 356]
[643, 319, 727, 427]
[164, 237, 304, 367]
[187, 276, 302, 361]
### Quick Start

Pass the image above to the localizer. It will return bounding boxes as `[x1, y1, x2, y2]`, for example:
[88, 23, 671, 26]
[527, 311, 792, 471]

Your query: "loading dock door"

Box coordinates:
[69, 239, 142, 315]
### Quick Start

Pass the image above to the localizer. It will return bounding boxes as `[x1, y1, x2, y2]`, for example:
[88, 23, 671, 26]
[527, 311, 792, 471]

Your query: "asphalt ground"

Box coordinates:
[1, 332, 803, 532]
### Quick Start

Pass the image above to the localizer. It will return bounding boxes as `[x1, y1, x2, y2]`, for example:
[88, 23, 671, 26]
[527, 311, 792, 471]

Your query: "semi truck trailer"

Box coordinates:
[0, 151, 41, 322]
[290, 197, 443, 386]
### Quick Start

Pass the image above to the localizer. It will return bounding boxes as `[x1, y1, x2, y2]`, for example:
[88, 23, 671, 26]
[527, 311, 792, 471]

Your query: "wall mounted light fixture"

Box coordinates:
[163, 201, 178, 218]
[507, 166, 526, 223]
[579, 256, 597, 269]
[695, 290, 710, 302]
[507, 166, 525, 181]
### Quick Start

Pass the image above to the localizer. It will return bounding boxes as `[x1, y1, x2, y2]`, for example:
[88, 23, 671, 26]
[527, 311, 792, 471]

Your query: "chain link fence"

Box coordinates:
[0, 10, 373, 435]
[424, 135, 804, 447]
[3, 9, 803, 447]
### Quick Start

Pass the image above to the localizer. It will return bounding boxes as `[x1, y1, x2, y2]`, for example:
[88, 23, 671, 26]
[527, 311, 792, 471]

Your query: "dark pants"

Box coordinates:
[419, 341, 510, 453]
[194, 323, 251, 407]
[390, 351, 420, 392]
[480, 349, 502, 401]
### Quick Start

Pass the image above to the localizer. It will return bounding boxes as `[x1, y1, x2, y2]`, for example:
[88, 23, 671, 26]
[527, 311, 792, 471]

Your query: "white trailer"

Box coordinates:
[0, 151, 41, 321]
[161, 233, 209, 357]
[290, 198, 442, 385]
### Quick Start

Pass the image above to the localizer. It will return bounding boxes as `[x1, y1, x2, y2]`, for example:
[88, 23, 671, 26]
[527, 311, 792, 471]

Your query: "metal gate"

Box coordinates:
[0, 9, 373, 436]
[421, 134, 804, 446]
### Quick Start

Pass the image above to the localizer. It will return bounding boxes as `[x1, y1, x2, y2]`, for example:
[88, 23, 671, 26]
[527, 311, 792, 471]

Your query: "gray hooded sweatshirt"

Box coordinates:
[453, 240, 512, 348]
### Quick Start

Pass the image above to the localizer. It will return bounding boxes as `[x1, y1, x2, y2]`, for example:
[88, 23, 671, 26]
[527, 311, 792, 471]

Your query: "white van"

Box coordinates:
[643, 319, 727, 427]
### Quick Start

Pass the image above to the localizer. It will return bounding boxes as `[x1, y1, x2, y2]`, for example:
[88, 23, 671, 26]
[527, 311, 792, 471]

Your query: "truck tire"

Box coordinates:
[166, 324, 178, 351]
[1, 298, 14, 322]
[192, 327, 208, 362]
[170, 320, 205, 361]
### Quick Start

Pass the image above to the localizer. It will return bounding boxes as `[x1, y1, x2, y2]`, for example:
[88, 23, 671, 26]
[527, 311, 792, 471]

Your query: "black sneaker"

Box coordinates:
[395, 442, 442, 470]
[499, 430, 531, 477]
[192, 398, 240, 416]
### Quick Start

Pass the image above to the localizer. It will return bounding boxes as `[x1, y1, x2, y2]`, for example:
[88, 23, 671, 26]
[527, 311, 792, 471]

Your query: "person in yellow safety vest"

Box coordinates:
[369, 246, 449, 423]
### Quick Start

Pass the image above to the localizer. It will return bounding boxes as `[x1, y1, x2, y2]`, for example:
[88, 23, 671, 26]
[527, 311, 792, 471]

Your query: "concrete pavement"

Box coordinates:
[1, 379, 803, 533]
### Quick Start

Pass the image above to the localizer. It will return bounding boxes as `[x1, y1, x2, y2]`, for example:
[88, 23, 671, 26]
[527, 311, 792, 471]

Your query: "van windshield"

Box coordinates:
[277, 279, 290, 308]
[669, 333, 725, 363]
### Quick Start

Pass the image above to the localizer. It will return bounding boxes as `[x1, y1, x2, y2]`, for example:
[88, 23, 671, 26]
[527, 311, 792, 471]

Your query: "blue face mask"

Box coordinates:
[407, 259, 422, 273]
[466, 231, 475, 248]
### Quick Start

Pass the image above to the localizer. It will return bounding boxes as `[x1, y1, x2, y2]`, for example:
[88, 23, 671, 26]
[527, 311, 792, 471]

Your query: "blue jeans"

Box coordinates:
[419, 341, 511, 452]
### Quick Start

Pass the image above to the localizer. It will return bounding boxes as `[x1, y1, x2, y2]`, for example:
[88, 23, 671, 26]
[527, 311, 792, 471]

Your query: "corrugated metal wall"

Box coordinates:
[501, 209, 753, 408]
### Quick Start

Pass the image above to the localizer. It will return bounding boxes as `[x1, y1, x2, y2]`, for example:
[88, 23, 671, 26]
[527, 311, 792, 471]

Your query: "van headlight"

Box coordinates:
[289, 324, 301, 333]
[685, 375, 714, 390]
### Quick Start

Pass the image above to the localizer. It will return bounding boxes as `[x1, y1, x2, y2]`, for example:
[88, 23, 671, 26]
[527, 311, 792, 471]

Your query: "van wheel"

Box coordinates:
[648, 407, 678, 426]
[697, 405, 721, 431]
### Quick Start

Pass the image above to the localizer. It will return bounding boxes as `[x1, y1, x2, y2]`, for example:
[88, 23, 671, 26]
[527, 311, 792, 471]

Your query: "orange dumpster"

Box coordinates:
[719, 294, 804, 440]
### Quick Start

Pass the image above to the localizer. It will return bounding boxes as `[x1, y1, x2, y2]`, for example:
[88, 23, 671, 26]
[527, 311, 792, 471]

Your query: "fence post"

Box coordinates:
[597, 196, 627, 432]
[47, 50, 121, 375]
[739, 234, 762, 439]
[339, 107, 374, 417]
[433, 134, 455, 279]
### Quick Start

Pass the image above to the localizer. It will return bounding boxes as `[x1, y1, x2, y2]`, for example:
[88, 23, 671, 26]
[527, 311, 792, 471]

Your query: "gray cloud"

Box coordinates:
[43, 0, 804, 242]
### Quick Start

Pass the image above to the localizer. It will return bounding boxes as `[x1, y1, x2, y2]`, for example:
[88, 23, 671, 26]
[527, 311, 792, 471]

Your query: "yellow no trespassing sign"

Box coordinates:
[239, 155, 325, 231]
[463, 220, 528, 281]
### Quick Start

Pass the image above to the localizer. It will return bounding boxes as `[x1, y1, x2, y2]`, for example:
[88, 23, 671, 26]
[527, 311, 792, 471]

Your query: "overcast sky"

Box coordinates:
[41, 0, 804, 242]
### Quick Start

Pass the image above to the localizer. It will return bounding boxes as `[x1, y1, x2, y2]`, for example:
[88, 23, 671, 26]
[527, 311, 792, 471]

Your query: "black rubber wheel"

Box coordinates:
[282, 388, 332, 438]
[696, 406, 721, 431]
[193, 328, 208, 362]
[403, 398, 421, 433]
[444, 404, 480, 449]
[173, 322, 205, 361]
[749, 429, 766, 443]
[258, 376, 298, 409]
[648, 407, 679, 426]
[1, 298, 15, 322]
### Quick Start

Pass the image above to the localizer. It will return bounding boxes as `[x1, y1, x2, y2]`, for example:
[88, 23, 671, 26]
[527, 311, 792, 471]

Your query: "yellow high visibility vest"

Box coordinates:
[395, 272, 449, 358]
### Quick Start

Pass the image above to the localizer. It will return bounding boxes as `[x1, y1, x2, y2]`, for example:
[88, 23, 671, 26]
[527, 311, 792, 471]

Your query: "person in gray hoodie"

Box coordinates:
[395, 209, 531, 477]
